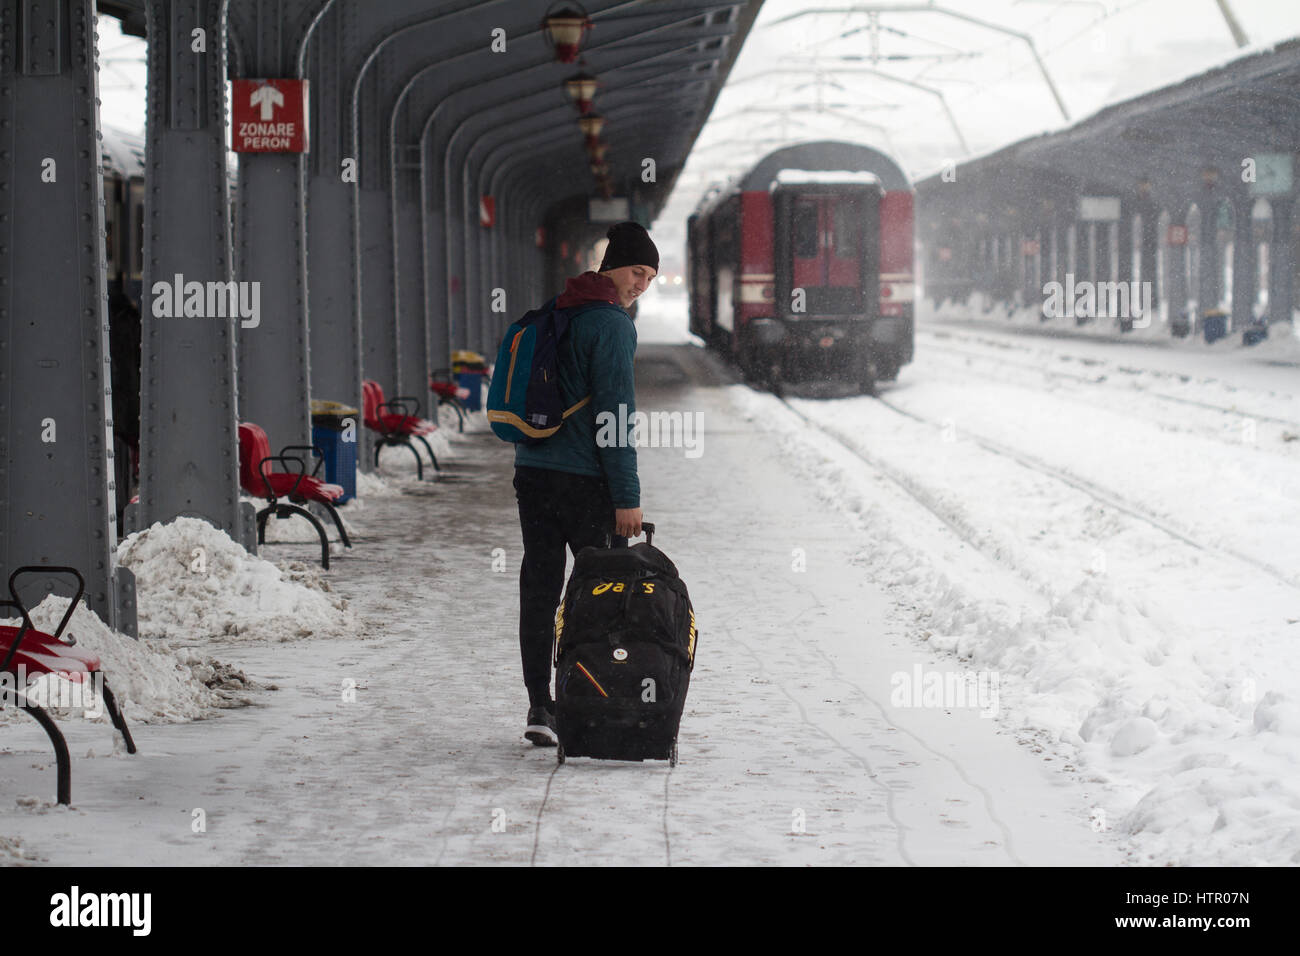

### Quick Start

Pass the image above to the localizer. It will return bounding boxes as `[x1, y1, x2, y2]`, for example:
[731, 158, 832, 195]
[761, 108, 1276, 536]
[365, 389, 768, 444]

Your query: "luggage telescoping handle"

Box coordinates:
[604, 521, 655, 548]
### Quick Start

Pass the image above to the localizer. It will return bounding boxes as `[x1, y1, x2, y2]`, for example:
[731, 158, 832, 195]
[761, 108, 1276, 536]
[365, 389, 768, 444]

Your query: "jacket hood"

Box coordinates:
[557, 271, 621, 310]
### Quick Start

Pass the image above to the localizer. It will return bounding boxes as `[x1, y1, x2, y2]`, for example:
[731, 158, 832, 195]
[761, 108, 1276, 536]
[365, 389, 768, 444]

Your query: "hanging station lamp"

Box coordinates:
[577, 112, 605, 149]
[543, 3, 592, 64]
[564, 71, 599, 114]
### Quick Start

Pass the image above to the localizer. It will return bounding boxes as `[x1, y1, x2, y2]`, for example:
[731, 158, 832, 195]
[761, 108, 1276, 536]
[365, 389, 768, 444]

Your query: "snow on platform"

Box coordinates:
[0, 330, 1122, 867]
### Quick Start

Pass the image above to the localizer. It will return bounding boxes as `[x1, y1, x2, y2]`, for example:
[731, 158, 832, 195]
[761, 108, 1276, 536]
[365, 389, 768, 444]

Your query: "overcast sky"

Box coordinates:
[655, 0, 1300, 269]
[95, 1, 1300, 274]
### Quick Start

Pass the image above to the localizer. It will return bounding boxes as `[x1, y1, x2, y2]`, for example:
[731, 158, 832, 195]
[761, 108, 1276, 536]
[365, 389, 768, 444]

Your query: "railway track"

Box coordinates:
[777, 391, 1299, 593]
[919, 332, 1300, 431]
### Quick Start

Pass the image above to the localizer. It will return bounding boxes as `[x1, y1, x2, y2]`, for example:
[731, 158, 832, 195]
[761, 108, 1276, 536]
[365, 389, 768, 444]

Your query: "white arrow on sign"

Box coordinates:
[250, 85, 285, 121]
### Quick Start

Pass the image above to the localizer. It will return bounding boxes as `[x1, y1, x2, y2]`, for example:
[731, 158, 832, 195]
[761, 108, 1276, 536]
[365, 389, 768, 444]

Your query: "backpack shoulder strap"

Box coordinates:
[516, 297, 559, 329]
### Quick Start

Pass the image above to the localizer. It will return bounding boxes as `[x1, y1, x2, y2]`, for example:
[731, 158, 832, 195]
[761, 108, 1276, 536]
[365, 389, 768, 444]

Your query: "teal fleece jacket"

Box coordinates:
[513, 272, 640, 508]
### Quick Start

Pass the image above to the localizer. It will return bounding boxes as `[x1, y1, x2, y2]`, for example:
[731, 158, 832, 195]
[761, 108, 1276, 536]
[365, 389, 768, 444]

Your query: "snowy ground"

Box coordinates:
[1, 291, 1292, 866]
[729, 296, 1300, 865]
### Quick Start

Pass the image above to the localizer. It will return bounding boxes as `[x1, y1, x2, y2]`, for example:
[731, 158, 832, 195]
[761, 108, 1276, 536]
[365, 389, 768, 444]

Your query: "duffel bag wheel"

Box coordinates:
[668, 741, 678, 767]
[557, 744, 566, 765]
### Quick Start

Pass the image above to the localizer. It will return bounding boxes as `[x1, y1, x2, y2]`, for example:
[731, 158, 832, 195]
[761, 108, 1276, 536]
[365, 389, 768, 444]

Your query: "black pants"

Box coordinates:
[514, 466, 625, 702]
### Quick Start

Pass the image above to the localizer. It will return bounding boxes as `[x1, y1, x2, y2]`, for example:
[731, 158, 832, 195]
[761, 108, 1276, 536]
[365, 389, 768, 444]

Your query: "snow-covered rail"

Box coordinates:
[919, 331, 1300, 432]
[775, 395, 1050, 599]
[781, 376, 1298, 590]
[871, 395, 1300, 592]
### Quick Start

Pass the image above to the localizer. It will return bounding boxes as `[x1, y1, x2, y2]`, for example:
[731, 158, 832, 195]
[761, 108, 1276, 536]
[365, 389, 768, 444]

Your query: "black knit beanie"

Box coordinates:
[598, 221, 659, 274]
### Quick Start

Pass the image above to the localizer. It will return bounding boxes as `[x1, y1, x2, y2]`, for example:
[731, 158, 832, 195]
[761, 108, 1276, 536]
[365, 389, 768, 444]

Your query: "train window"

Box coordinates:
[130, 180, 144, 279]
[793, 200, 819, 258]
[713, 198, 739, 264]
[105, 212, 116, 268]
[831, 201, 861, 259]
[104, 180, 119, 270]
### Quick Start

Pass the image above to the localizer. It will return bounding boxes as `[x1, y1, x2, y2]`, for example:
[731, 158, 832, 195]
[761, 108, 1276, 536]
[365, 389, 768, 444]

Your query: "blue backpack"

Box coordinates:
[486, 300, 601, 443]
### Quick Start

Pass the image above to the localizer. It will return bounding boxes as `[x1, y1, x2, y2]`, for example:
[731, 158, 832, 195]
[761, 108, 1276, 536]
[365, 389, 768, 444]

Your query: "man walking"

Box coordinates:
[514, 221, 658, 745]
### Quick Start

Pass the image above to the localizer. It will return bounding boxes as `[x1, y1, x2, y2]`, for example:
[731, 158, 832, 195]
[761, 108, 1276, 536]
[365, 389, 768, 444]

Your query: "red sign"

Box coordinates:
[1167, 224, 1188, 246]
[535, 227, 546, 248]
[937, 246, 952, 261]
[232, 79, 309, 153]
[1021, 239, 1040, 256]
[480, 196, 495, 228]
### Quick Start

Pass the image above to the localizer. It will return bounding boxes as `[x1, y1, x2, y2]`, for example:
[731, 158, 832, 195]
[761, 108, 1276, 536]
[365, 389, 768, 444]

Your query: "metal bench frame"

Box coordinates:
[239, 424, 353, 570]
[1, 567, 137, 805]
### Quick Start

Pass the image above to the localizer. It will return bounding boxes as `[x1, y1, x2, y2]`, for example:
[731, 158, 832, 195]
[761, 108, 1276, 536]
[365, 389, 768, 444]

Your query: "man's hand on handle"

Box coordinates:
[615, 507, 643, 539]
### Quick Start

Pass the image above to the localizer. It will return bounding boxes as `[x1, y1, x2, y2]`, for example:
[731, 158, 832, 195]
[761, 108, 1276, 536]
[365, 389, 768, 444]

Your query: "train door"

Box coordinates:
[711, 196, 740, 334]
[775, 184, 879, 317]
[687, 214, 711, 339]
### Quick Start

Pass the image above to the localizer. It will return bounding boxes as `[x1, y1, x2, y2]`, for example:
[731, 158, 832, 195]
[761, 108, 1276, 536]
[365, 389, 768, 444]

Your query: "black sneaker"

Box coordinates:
[525, 705, 557, 747]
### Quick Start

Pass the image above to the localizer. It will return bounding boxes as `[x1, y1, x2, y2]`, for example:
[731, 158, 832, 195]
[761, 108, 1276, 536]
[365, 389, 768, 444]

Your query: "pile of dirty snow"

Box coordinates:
[117, 517, 357, 643]
[355, 471, 398, 498]
[1, 594, 252, 724]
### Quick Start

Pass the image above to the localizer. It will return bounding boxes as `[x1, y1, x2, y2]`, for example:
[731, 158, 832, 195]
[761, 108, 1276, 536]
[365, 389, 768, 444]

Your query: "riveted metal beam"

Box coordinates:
[133, 0, 252, 558]
[229, 0, 335, 455]
[0, 0, 137, 634]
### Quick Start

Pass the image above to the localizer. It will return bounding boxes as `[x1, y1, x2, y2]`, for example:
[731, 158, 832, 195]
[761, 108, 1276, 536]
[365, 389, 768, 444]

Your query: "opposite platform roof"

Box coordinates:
[916, 36, 1300, 199]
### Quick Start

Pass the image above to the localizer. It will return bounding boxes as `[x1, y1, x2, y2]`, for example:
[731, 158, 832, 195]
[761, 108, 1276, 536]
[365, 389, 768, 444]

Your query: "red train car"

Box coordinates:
[687, 141, 914, 391]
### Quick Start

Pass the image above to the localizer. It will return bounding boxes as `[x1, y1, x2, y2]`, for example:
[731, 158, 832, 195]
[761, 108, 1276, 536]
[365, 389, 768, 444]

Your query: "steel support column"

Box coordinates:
[1231, 194, 1257, 330]
[1166, 208, 1190, 326]
[1198, 185, 1222, 314]
[1268, 196, 1294, 326]
[134, 0, 248, 552]
[229, 0, 333, 452]
[357, 64, 398, 399]
[392, 136, 425, 398]
[1117, 205, 1134, 286]
[303, 2, 365, 461]
[0, 0, 136, 633]
[1138, 197, 1160, 312]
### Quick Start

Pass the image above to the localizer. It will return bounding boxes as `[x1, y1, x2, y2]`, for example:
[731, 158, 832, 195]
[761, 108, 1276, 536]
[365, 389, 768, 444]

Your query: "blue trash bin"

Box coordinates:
[312, 421, 357, 503]
[457, 371, 485, 411]
[1203, 310, 1228, 344]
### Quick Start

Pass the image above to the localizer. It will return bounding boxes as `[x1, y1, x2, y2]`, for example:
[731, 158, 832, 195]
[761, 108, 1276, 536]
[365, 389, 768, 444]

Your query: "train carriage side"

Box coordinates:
[877, 188, 915, 374]
[686, 212, 713, 341]
[688, 190, 744, 350]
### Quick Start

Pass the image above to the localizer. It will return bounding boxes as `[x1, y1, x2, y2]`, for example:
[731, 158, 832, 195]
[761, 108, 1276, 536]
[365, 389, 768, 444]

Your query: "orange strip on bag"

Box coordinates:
[574, 661, 609, 698]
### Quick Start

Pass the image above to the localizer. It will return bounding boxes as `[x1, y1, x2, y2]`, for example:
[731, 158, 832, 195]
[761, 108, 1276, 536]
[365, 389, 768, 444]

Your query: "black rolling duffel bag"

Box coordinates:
[554, 523, 698, 766]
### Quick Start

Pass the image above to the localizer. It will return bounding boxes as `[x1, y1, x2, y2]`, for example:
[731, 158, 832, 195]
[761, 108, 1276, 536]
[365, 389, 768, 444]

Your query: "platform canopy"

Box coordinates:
[97, 0, 763, 238]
